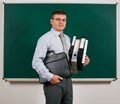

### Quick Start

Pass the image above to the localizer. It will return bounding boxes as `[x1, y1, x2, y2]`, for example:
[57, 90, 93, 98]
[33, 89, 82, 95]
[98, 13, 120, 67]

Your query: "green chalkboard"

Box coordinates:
[4, 4, 116, 80]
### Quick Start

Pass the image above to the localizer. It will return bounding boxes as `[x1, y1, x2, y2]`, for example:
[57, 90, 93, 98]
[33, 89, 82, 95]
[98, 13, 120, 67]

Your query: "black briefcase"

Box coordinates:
[43, 52, 71, 78]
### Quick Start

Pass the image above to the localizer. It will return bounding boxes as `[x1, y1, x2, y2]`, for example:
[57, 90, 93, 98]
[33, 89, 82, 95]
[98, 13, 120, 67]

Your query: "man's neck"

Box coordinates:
[52, 28, 63, 33]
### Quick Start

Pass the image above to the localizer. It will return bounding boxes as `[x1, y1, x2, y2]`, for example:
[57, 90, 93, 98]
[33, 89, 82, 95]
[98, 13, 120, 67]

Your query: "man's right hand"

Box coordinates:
[50, 75, 63, 84]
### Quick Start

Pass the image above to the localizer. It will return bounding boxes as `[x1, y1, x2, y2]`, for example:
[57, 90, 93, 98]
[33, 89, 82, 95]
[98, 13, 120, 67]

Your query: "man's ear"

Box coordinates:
[50, 19, 52, 24]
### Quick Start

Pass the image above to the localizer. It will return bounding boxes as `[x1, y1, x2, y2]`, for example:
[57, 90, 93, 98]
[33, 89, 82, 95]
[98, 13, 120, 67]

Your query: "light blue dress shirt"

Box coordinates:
[32, 28, 71, 82]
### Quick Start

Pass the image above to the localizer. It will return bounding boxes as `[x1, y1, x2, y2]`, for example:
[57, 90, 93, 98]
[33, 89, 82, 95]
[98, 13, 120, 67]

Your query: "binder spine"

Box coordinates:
[71, 36, 76, 46]
[71, 39, 80, 72]
[69, 36, 76, 61]
[82, 40, 88, 63]
[71, 39, 80, 62]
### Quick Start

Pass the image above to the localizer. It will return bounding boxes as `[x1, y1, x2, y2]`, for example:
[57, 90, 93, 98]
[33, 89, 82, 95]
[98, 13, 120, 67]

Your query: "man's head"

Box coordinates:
[50, 10, 67, 32]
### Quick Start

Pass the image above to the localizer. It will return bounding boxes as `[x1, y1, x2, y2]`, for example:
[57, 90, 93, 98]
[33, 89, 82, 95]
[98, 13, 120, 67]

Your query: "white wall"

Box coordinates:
[0, 0, 120, 104]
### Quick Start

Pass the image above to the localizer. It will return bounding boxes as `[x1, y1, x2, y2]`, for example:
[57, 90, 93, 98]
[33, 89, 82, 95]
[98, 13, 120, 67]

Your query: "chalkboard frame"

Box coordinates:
[3, 3, 117, 81]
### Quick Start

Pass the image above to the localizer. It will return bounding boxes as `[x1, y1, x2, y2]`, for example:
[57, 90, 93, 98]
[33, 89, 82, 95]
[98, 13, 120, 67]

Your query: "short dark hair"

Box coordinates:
[51, 10, 67, 19]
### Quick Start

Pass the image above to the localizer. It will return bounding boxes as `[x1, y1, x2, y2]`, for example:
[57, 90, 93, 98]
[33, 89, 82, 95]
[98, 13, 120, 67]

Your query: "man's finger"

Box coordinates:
[57, 76, 63, 80]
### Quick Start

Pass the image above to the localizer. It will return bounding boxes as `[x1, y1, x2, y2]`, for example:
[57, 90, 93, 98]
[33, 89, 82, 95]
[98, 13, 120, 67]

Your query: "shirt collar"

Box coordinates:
[51, 28, 63, 37]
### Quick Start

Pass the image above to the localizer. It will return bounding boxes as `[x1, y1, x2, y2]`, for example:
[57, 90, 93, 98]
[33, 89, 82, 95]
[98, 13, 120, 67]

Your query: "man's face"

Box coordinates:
[50, 14, 66, 32]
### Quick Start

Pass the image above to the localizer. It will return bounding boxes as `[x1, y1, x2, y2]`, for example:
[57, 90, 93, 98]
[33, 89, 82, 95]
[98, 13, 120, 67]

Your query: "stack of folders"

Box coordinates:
[70, 36, 88, 73]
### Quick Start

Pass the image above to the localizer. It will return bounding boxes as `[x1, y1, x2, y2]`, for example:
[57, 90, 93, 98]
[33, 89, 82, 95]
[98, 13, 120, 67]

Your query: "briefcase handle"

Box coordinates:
[46, 50, 55, 56]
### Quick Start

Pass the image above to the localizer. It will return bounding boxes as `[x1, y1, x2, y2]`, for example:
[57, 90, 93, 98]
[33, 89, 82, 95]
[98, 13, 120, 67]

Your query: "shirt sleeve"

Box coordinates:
[32, 36, 53, 81]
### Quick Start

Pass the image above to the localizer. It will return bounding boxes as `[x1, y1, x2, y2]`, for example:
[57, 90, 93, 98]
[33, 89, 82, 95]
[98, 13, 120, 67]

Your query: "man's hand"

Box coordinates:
[50, 75, 63, 84]
[83, 55, 90, 66]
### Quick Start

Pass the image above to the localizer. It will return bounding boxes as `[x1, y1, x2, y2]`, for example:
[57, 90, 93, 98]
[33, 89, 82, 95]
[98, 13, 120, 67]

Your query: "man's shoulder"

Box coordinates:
[64, 34, 70, 40]
[38, 30, 52, 40]
[42, 31, 52, 38]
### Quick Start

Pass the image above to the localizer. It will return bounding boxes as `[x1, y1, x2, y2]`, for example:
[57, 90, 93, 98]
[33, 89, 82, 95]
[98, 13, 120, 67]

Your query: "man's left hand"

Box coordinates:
[83, 55, 90, 66]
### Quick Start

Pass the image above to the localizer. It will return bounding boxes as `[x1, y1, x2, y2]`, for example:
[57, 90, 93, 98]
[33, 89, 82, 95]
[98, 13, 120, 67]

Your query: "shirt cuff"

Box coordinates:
[47, 73, 54, 81]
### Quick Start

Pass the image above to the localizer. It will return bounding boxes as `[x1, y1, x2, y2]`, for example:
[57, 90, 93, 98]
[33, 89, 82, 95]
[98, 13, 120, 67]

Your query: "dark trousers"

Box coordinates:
[43, 78, 73, 104]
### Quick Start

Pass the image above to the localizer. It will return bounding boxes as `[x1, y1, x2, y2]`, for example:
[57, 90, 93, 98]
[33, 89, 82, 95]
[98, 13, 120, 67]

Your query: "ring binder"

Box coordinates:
[69, 36, 88, 73]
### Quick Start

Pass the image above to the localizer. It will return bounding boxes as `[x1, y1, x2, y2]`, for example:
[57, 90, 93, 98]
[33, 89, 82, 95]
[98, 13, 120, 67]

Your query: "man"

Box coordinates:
[32, 10, 90, 104]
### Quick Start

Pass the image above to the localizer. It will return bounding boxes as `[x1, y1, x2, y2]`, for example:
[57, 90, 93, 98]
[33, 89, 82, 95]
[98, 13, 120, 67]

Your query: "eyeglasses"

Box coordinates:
[52, 18, 66, 22]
